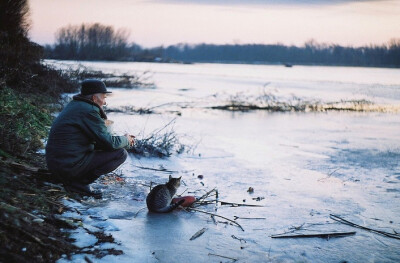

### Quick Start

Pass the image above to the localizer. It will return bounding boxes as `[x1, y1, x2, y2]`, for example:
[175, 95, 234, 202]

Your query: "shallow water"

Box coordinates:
[51, 61, 400, 263]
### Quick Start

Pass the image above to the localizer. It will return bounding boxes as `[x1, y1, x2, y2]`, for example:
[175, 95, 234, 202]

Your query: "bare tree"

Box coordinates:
[54, 23, 131, 60]
[0, 0, 42, 83]
[0, 0, 30, 40]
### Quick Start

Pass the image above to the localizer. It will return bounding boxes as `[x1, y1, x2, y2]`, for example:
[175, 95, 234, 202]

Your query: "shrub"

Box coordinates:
[0, 85, 52, 156]
[129, 119, 186, 158]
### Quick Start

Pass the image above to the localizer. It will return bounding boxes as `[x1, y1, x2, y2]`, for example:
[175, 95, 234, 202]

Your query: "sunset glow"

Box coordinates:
[29, 0, 400, 47]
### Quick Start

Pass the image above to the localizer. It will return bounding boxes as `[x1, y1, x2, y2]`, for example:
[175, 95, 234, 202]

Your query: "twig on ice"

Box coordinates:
[270, 232, 356, 239]
[189, 227, 208, 240]
[132, 165, 178, 173]
[134, 207, 147, 218]
[194, 188, 217, 203]
[231, 235, 247, 243]
[330, 214, 400, 240]
[220, 201, 263, 207]
[208, 253, 237, 261]
[234, 216, 266, 220]
[187, 207, 244, 231]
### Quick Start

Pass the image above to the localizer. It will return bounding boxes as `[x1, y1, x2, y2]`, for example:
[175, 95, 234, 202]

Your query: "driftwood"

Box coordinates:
[132, 165, 178, 173]
[220, 201, 263, 207]
[234, 216, 266, 220]
[271, 232, 356, 239]
[189, 227, 207, 240]
[330, 214, 400, 240]
[208, 253, 237, 261]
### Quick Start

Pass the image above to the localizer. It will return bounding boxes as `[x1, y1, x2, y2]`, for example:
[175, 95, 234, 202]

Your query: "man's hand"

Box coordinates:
[105, 120, 114, 126]
[125, 134, 135, 147]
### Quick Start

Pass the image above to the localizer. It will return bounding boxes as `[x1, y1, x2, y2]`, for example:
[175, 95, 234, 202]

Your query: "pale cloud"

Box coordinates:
[152, 0, 384, 6]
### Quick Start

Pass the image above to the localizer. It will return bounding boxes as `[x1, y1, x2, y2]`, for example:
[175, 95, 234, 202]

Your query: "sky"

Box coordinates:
[28, 0, 400, 48]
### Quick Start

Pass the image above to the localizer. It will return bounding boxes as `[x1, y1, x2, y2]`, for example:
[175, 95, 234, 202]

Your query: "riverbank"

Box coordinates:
[0, 153, 128, 262]
[0, 154, 77, 261]
[0, 56, 161, 261]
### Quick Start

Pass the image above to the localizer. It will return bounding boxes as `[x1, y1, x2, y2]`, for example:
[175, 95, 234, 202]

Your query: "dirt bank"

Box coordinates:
[0, 154, 121, 262]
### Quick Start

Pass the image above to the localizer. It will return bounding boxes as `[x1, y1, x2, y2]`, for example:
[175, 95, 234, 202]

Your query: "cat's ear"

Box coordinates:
[169, 174, 172, 180]
[178, 176, 182, 180]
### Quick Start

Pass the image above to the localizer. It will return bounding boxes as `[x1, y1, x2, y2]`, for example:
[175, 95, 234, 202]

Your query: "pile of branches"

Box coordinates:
[210, 91, 316, 112]
[210, 90, 393, 113]
[105, 105, 154, 115]
[62, 65, 155, 89]
[129, 119, 186, 158]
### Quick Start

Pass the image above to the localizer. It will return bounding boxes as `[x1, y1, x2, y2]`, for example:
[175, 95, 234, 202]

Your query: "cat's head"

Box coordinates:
[168, 175, 182, 188]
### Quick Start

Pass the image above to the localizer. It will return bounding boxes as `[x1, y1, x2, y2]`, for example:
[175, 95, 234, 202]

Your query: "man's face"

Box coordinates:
[93, 93, 107, 108]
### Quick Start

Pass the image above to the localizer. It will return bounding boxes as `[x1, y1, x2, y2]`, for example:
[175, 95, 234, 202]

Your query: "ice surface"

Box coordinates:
[52, 61, 400, 262]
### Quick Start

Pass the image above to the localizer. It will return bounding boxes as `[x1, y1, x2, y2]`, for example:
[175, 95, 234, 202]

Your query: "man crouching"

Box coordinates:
[46, 79, 135, 198]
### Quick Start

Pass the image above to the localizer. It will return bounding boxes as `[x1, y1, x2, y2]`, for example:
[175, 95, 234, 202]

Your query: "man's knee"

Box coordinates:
[109, 148, 128, 169]
[117, 148, 128, 163]
[105, 149, 128, 174]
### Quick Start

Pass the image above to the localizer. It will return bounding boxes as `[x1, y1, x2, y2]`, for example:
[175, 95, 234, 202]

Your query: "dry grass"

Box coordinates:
[210, 90, 399, 113]
[63, 64, 155, 89]
[129, 119, 187, 158]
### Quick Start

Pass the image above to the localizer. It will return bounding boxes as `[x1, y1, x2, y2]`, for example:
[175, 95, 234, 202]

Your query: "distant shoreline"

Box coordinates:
[44, 58, 400, 70]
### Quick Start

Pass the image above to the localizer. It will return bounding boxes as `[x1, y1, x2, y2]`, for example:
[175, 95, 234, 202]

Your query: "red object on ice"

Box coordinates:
[172, 196, 196, 207]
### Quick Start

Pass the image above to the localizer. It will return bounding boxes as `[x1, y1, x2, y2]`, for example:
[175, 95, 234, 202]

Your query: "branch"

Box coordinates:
[208, 253, 237, 261]
[330, 214, 400, 240]
[220, 201, 263, 207]
[194, 188, 217, 203]
[271, 232, 356, 239]
[189, 227, 207, 241]
[187, 207, 244, 231]
[132, 165, 178, 173]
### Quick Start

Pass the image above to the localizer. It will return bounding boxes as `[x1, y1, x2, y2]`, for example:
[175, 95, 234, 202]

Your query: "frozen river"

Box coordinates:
[50, 61, 400, 262]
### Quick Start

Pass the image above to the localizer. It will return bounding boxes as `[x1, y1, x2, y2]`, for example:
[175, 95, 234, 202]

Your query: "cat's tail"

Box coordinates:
[154, 199, 185, 213]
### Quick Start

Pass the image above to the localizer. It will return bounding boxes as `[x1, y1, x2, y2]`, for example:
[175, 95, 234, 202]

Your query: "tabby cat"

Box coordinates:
[146, 175, 184, 213]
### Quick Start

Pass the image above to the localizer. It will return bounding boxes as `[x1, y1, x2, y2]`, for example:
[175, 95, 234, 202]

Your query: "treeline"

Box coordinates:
[44, 23, 160, 62]
[1, 0, 43, 91]
[45, 23, 400, 68]
[160, 40, 400, 67]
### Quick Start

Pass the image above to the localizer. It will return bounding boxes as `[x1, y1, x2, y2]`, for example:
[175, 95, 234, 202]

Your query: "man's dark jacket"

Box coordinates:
[46, 95, 129, 179]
